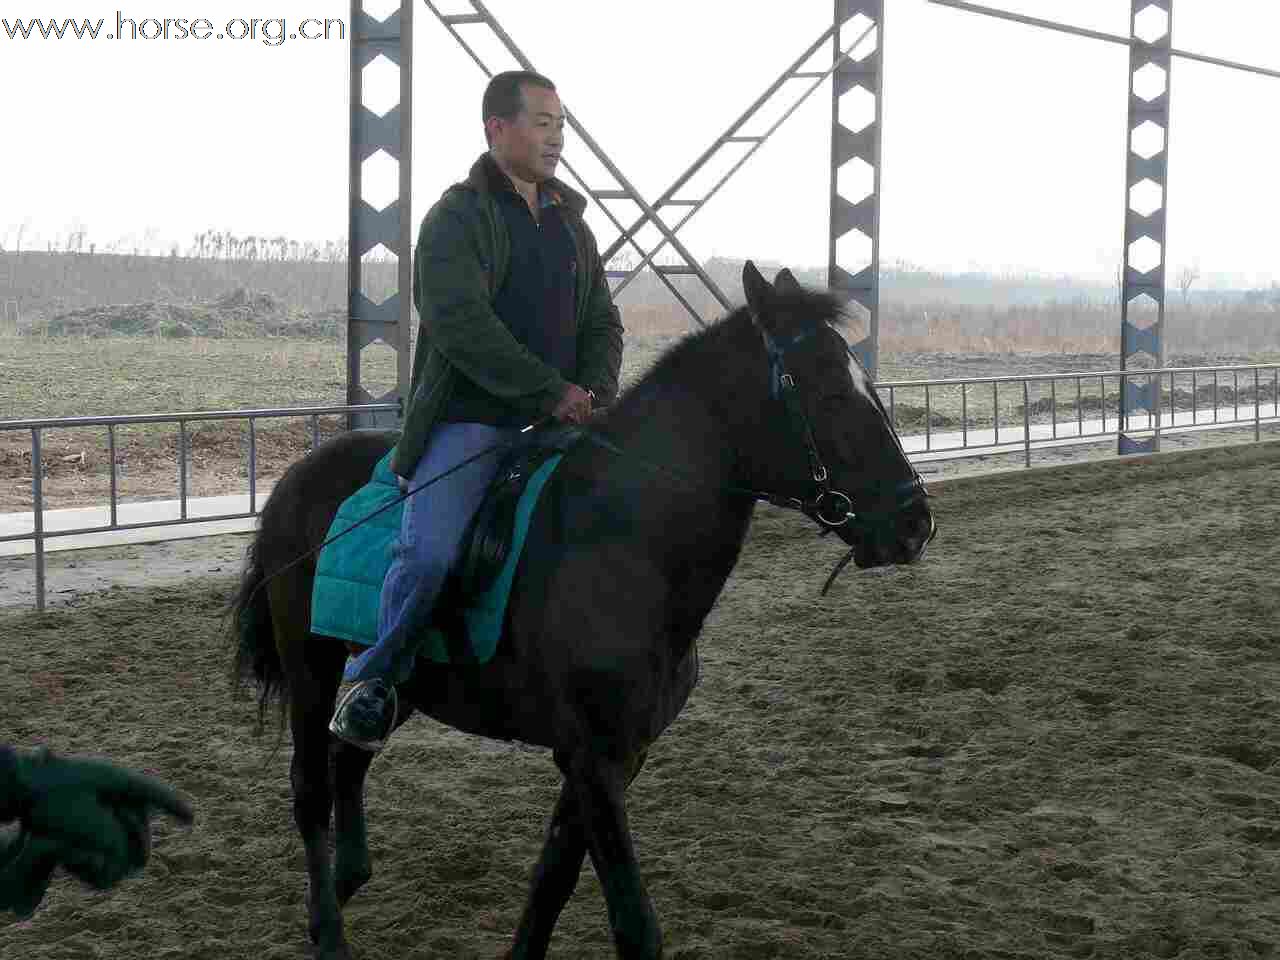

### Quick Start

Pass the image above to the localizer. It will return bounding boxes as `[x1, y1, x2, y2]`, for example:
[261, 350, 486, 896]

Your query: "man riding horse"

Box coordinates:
[329, 70, 625, 752]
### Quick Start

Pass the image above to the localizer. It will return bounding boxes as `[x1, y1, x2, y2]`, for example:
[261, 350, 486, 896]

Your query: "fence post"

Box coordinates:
[108, 424, 118, 528]
[31, 428, 46, 613]
[1153, 372, 1162, 448]
[178, 420, 188, 520]
[248, 418, 257, 514]
[1023, 380, 1031, 468]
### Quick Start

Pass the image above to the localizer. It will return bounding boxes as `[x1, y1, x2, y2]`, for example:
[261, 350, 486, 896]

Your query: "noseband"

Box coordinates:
[750, 311, 930, 537]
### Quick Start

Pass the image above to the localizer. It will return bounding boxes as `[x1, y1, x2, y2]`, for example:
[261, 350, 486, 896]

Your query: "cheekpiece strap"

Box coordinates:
[758, 322, 819, 400]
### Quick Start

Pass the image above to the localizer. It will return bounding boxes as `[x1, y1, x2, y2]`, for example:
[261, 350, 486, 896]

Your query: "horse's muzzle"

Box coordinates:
[853, 505, 936, 568]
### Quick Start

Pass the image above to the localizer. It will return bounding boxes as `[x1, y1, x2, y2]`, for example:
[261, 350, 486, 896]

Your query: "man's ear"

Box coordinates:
[742, 260, 772, 317]
[484, 115, 504, 146]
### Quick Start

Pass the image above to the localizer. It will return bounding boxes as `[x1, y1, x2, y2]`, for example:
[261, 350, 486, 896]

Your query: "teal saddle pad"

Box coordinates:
[310, 447, 562, 665]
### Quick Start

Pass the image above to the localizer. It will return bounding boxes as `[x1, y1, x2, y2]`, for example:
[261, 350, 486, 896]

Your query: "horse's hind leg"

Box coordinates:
[507, 749, 649, 960]
[331, 702, 415, 907]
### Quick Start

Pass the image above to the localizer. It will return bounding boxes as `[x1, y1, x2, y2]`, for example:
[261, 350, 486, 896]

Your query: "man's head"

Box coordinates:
[482, 70, 564, 185]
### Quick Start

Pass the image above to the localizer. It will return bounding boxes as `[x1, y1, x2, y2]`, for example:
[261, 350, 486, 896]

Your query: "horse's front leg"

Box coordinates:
[279, 610, 351, 960]
[506, 748, 590, 960]
[289, 679, 350, 959]
[507, 747, 650, 959]
[331, 701, 415, 907]
[567, 749, 662, 960]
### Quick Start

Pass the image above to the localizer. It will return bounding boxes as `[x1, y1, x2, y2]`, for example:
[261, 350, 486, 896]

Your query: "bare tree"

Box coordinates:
[1177, 262, 1200, 308]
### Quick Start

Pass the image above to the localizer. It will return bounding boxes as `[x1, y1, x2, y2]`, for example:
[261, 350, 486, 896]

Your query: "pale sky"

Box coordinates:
[3, 1, 1277, 288]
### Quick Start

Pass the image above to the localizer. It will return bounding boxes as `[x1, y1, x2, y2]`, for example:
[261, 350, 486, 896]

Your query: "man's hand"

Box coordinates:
[1, 748, 194, 918]
[551, 383, 593, 425]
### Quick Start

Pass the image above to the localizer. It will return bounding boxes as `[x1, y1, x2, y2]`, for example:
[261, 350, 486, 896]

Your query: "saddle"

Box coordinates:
[452, 424, 586, 601]
[313, 423, 589, 666]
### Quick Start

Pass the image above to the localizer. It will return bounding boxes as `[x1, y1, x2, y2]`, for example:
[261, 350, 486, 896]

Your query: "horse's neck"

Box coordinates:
[592, 382, 755, 660]
[609, 374, 726, 463]
[600, 379, 752, 550]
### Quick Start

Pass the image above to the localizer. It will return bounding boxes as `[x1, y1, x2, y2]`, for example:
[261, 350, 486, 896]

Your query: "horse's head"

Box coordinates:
[741, 261, 936, 576]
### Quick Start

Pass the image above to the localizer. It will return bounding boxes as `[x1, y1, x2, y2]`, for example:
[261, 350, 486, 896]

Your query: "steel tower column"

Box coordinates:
[348, 0, 413, 429]
[828, 0, 884, 380]
[1119, 0, 1173, 455]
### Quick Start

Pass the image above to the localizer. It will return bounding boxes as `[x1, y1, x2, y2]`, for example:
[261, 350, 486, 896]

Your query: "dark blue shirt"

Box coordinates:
[442, 163, 579, 427]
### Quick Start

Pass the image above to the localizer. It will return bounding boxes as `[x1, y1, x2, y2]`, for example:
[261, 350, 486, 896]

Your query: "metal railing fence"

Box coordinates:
[5, 361, 1280, 612]
[877, 362, 1280, 467]
[2, 402, 398, 611]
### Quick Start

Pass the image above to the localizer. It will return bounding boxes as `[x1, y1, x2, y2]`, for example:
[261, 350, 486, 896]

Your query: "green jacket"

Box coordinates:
[390, 154, 624, 479]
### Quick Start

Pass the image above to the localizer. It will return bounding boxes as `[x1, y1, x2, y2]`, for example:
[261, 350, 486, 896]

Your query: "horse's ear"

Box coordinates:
[742, 260, 772, 316]
[774, 268, 801, 296]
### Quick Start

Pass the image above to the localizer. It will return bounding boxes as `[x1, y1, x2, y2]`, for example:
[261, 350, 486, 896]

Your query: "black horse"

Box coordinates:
[228, 262, 935, 959]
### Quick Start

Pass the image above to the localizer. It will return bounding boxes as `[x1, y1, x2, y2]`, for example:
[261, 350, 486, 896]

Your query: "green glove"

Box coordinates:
[0, 748, 194, 918]
[0, 830, 60, 920]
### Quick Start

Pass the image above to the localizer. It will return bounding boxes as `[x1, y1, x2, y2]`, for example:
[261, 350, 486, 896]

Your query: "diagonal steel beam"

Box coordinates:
[604, 20, 878, 301]
[424, 0, 732, 322]
[601, 19, 857, 261]
[927, 0, 1280, 80]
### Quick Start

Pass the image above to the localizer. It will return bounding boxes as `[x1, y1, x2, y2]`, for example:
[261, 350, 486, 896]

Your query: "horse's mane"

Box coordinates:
[621, 286, 851, 401]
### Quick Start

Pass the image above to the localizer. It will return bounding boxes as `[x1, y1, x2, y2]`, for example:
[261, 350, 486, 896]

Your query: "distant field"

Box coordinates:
[2, 333, 1278, 512]
[6, 332, 1276, 421]
[0, 333, 681, 511]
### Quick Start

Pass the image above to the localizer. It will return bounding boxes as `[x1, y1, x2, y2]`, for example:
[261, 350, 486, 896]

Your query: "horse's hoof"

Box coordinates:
[307, 909, 349, 953]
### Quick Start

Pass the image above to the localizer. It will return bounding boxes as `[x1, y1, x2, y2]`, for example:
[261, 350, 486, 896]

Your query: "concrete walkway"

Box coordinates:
[0, 492, 267, 558]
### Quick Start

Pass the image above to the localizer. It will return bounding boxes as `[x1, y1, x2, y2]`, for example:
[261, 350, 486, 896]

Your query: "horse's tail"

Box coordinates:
[227, 531, 289, 742]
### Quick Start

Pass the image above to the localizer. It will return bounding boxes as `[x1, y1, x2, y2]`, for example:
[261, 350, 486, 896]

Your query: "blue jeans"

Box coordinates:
[342, 422, 524, 684]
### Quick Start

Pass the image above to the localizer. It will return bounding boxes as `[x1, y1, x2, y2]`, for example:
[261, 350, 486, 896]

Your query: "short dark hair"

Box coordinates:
[482, 70, 556, 144]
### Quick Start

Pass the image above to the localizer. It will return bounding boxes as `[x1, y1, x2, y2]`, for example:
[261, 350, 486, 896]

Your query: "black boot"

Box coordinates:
[329, 677, 398, 753]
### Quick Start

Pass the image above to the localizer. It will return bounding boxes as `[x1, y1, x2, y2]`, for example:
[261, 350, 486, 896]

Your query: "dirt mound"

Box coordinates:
[35, 289, 343, 339]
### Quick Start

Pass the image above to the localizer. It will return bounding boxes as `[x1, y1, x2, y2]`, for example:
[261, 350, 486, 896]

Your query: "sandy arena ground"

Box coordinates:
[1, 440, 1277, 958]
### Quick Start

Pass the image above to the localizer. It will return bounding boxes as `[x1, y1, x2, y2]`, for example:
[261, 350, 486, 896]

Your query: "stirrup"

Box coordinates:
[328, 679, 398, 753]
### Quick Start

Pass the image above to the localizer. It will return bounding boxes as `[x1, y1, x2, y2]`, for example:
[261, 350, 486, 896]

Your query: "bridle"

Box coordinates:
[750, 309, 931, 541]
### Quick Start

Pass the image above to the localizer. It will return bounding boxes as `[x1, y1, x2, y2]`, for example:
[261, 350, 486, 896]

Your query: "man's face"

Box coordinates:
[489, 84, 564, 184]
